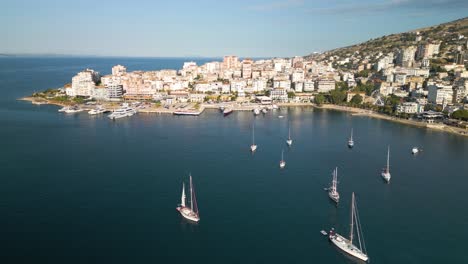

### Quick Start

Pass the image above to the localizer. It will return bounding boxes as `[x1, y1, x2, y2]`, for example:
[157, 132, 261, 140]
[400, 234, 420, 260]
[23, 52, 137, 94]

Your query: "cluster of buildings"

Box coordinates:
[65, 56, 341, 104]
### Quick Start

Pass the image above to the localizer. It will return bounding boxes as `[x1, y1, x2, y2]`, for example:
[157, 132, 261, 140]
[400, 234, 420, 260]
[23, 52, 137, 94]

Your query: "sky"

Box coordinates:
[1, 0, 467, 58]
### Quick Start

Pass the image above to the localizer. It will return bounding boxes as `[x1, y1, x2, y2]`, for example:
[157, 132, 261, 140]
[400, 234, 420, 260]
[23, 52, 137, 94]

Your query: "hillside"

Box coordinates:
[306, 17, 468, 66]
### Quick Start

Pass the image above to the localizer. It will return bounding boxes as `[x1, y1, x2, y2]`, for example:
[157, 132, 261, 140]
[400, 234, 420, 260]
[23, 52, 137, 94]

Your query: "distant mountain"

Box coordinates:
[306, 17, 468, 63]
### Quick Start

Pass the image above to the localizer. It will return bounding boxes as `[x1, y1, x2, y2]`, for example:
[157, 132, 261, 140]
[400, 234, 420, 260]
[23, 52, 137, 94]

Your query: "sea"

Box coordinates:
[0, 57, 467, 264]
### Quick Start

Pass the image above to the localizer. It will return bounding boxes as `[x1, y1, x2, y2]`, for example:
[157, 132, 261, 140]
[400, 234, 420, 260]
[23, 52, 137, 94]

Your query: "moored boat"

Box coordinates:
[108, 103, 137, 119]
[223, 108, 233, 116]
[328, 167, 340, 203]
[279, 149, 286, 169]
[381, 146, 391, 183]
[329, 192, 369, 262]
[250, 122, 257, 152]
[176, 174, 200, 222]
[173, 109, 201, 116]
[348, 128, 354, 148]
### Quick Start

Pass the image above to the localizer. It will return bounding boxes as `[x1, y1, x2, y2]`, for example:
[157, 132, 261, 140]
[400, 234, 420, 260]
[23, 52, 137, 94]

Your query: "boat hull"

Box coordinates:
[329, 233, 368, 262]
[381, 172, 391, 182]
[250, 145, 257, 152]
[286, 140, 292, 146]
[279, 161, 286, 169]
[328, 191, 339, 203]
[173, 111, 200, 116]
[223, 110, 233, 116]
[176, 206, 200, 222]
[348, 141, 354, 148]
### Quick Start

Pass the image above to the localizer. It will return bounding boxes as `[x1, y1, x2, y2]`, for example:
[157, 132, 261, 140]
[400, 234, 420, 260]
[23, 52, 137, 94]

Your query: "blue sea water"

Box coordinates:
[0, 57, 467, 263]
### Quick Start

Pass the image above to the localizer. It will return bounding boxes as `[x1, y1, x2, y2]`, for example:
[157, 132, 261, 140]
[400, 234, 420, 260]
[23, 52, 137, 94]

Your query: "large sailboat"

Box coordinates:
[286, 126, 293, 147]
[329, 192, 369, 262]
[250, 123, 257, 152]
[381, 146, 391, 183]
[279, 149, 286, 169]
[176, 174, 200, 222]
[328, 167, 340, 203]
[348, 128, 354, 148]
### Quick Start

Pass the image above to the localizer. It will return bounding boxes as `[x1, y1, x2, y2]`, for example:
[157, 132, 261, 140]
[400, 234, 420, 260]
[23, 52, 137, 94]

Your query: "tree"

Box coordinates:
[264, 90, 271, 97]
[452, 109, 468, 121]
[314, 94, 325, 105]
[287, 91, 295, 99]
[356, 70, 369, 78]
[330, 89, 346, 104]
[350, 94, 363, 105]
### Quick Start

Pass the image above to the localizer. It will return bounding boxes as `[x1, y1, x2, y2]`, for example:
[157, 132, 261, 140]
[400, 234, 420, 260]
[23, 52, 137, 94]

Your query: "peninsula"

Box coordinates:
[22, 17, 468, 136]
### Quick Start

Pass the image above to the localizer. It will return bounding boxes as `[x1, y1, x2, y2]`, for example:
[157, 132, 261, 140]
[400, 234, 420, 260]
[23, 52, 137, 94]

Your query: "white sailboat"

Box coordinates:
[328, 167, 340, 203]
[348, 128, 354, 148]
[250, 123, 257, 152]
[286, 126, 293, 146]
[279, 149, 286, 169]
[176, 174, 200, 222]
[381, 146, 391, 183]
[412, 147, 419, 154]
[329, 192, 369, 262]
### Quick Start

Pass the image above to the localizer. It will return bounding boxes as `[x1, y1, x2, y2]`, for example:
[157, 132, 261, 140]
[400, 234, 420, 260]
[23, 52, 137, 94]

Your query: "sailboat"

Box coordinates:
[250, 123, 257, 152]
[286, 125, 293, 146]
[381, 146, 391, 183]
[176, 174, 200, 222]
[328, 167, 340, 203]
[279, 149, 286, 169]
[348, 128, 354, 148]
[329, 192, 369, 262]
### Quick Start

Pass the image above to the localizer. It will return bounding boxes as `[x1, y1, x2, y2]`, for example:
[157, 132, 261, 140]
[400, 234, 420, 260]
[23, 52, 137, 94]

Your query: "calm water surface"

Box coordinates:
[0, 57, 467, 263]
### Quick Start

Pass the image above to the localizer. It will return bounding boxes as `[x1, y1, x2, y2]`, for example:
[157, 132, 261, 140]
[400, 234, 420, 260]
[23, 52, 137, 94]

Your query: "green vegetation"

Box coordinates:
[287, 91, 295, 99]
[329, 89, 347, 104]
[452, 109, 468, 121]
[314, 94, 325, 105]
[355, 70, 369, 78]
[350, 94, 363, 105]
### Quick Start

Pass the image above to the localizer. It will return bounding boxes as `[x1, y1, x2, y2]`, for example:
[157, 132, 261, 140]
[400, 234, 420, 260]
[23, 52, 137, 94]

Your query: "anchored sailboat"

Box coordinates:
[329, 192, 369, 262]
[348, 128, 354, 148]
[279, 149, 286, 169]
[381, 146, 391, 183]
[250, 123, 257, 152]
[328, 167, 340, 203]
[286, 125, 293, 146]
[176, 174, 200, 222]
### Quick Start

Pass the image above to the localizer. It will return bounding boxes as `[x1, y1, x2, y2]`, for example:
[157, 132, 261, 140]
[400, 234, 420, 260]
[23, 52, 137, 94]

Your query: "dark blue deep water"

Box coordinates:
[0, 57, 467, 263]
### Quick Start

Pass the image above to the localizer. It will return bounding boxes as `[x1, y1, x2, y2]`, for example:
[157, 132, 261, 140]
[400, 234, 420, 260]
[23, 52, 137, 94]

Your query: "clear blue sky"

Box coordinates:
[1, 0, 467, 57]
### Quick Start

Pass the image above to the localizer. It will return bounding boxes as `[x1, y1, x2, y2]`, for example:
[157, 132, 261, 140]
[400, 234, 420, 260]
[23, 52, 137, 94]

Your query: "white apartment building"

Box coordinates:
[291, 70, 305, 82]
[274, 80, 291, 90]
[316, 79, 336, 93]
[396, 102, 420, 114]
[252, 78, 267, 92]
[112, 65, 126, 76]
[66, 69, 100, 97]
[107, 84, 123, 99]
[428, 84, 454, 105]
[270, 88, 288, 101]
[303, 79, 315, 92]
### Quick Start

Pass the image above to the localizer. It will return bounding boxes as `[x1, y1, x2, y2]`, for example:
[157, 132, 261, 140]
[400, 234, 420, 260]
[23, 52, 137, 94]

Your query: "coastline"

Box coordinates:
[315, 104, 468, 137]
[18, 96, 468, 137]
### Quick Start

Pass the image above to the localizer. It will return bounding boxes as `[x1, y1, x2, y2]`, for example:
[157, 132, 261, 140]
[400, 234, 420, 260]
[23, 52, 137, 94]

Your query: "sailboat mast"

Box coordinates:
[387, 146, 390, 173]
[288, 126, 291, 140]
[351, 128, 353, 140]
[281, 150, 284, 161]
[190, 175, 193, 211]
[252, 123, 255, 145]
[333, 167, 338, 192]
[181, 182, 186, 207]
[350, 192, 355, 243]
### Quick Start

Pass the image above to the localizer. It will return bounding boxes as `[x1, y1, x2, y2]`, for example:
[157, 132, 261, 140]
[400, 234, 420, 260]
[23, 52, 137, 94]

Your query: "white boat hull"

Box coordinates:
[176, 206, 200, 222]
[286, 140, 292, 146]
[381, 171, 391, 182]
[250, 145, 257, 152]
[348, 141, 354, 148]
[328, 191, 339, 203]
[330, 233, 368, 262]
[280, 161, 286, 169]
[412, 148, 419, 154]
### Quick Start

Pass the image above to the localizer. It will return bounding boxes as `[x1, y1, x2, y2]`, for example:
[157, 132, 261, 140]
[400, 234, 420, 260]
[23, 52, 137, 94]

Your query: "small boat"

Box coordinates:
[58, 106, 69, 112]
[223, 108, 233, 116]
[286, 125, 293, 146]
[412, 147, 419, 154]
[88, 105, 107, 115]
[253, 108, 261, 116]
[64, 106, 83, 113]
[279, 149, 286, 169]
[329, 192, 369, 262]
[272, 104, 278, 109]
[381, 146, 391, 183]
[278, 115, 284, 118]
[320, 230, 328, 236]
[348, 128, 354, 148]
[328, 167, 340, 204]
[108, 103, 137, 119]
[250, 123, 257, 152]
[176, 174, 200, 222]
[262, 108, 268, 114]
